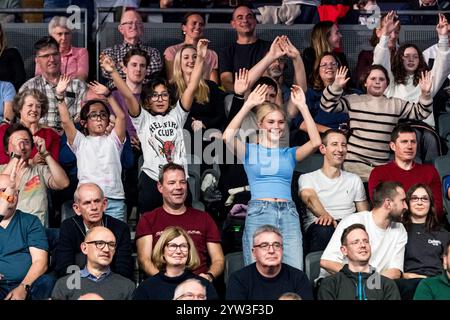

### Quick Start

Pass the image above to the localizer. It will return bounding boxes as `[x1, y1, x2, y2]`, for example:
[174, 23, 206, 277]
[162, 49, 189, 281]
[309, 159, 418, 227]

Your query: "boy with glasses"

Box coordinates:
[51, 226, 135, 300]
[226, 225, 313, 300]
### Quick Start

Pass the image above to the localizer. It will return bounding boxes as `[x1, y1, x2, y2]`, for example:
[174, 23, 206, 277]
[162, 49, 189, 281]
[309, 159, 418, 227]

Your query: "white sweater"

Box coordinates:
[373, 35, 450, 127]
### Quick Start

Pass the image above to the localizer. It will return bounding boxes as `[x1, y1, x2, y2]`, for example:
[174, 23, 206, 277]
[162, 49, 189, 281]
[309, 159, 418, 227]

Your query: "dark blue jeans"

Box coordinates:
[304, 223, 336, 255]
[0, 273, 57, 300]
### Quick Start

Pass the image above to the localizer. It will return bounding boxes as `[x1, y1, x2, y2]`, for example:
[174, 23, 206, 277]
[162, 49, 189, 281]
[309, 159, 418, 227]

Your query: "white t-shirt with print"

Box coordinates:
[131, 100, 189, 181]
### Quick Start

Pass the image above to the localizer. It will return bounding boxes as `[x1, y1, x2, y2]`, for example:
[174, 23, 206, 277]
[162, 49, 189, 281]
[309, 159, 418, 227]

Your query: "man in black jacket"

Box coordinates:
[318, 223, 401, 300]
[54, 183, 134, 281]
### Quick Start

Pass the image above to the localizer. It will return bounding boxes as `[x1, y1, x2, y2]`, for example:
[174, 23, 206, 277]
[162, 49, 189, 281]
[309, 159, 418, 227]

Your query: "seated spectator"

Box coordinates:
[445, 175, 450, 199]
[219, 5, 271, 93]
[0, 124, 69, 225]
[0, 80, 15, 122]
[20, 36, 87, 131]
[51, 226, 135, 300]
[299, 129, 368, 254]
[320, 181, 408, 280]
[136, 163, 224, 279]
[164, 12, 219, 83]
[318, 223, 401, 300]
[108, 41, 205, 214]
[54, 183, 133, 281]
[133, 226, 218, 300]
[292, 52, 350, 137]
[0, 22, 26, 91]
[256, 0, 320, 25]
[0, 167, 55, 300]
[302, 20, 350, 86]
[226, 225, 313, 300]
[396, 184, 450, 300]
[57, 68, 127, 221]
[368, 124, 444, 221]
[0, 89, 60, 165]
[399, 0, 439, 25]
[173, 278, 207, 300]
[354, 12, 400, 90]
[35, 16, 89, 81]
[353, 0, 379, 26]
[414, 239, 450, 300]
[101, 9, 163, 89]
[320, 65, 433, 181]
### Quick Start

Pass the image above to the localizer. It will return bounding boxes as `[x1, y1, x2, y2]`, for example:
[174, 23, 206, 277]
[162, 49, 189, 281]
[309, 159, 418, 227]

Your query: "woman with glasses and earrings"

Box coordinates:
[56, 72, 127, 222]
[132, 226, 218, 300]
[396, 183, 450, 299]
[106, 40, 207, 214]
[0, 89, 60, 165]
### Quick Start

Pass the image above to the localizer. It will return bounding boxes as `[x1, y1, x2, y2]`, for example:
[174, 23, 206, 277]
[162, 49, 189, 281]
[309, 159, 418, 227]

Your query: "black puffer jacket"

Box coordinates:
[318, 264, 401, 300]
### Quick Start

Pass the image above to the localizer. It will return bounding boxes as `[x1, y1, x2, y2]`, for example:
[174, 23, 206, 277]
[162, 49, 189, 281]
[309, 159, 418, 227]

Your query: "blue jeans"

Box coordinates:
[0, 273, 57, 300]
[105, 198, 126, 222]
[242, 200, 303, 270]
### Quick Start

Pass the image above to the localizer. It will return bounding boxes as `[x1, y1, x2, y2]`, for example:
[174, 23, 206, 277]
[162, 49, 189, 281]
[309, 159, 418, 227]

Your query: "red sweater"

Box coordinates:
[368, 161, 444, 220]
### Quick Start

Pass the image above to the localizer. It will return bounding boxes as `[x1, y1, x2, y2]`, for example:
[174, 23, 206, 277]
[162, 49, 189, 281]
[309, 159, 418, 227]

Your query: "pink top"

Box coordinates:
[164, 43, 218, 80]
[35, 46, 89, 78]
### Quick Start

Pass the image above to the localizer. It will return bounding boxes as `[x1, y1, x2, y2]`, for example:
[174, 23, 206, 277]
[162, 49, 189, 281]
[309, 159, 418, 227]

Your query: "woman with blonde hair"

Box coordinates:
[223, 84, 321, 270]
[132, 226, 218, 300]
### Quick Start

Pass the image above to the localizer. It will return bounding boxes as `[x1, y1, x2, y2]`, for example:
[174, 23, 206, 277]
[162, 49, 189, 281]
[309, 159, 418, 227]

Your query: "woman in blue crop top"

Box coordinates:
[223, 84, 321, 270]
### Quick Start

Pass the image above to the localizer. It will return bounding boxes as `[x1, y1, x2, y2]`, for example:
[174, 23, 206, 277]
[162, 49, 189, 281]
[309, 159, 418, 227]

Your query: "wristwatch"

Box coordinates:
[20, 283, 31, 292]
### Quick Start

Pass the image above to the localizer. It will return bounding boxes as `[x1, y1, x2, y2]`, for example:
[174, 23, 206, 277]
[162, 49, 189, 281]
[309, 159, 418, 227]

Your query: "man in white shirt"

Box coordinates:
[298, 129, 368, 254]
[319, 181, 408, 280]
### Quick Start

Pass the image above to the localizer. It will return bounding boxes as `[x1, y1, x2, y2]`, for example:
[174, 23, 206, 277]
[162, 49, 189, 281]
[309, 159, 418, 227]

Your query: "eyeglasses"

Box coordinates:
[253, 242, 283, 251]
[166, 243, 189, 253]
[150, 93, 169, 101]
[175, 292, 206, 300]
[120, 21, 143, 28]
[319, 62, 338, 69]
[410, 195, 430, 203]
[347, 239, 370, 247]
[87, 112, 109, 120]
[37, 51, 60, 59]
[85, 240, 116, 250]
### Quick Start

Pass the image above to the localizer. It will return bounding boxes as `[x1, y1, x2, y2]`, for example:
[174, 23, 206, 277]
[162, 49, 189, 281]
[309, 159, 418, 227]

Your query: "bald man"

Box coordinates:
[54, 183, 133, 281]
[52, 226, 135, 300]
[101, 9, 163, 88]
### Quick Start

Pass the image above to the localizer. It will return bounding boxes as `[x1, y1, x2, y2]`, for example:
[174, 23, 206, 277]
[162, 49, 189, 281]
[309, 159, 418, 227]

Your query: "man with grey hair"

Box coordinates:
[54, 183, 133, 281]
[36, 16, 89, 81]
[226, 225, 313, 300]
[173, 278, 207, 300]
[52, 226, 135, 300]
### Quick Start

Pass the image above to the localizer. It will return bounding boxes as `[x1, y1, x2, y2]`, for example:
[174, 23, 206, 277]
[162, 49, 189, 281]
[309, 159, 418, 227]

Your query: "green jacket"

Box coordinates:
[414, 271, 450, 300]
[318, 264, 401, 300]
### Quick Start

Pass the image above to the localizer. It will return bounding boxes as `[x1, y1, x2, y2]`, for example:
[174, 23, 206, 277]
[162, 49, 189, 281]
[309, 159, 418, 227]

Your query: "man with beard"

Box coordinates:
[319, 181, 408, 280]
[299, 129, 368, 254]
[318, 223, 401, 300]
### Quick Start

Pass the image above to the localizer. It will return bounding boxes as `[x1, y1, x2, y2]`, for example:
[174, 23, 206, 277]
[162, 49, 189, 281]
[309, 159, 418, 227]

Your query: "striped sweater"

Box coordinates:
[320, 84, 433, 167]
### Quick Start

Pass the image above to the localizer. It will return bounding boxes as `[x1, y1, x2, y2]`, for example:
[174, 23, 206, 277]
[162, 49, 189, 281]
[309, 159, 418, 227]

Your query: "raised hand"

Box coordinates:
[56, 75, 71, 96]
[280, 36, 300, 59]
[197, 39, 209, 59]
[290, 85, 306, 107]
[419, 70, 432, 96]
[99, 54, 116, 73]
[234, 68, 249, 95]
[33, 136, 47, 155]
[333, 66, 350, 89]
[436, 13, 449, 37]
[89, 81, 110, 97]
[268, 36, 285, 59]
[381, 10, 399, 36]
[191, 118, 205, 132]
[245, 84, 268, 109]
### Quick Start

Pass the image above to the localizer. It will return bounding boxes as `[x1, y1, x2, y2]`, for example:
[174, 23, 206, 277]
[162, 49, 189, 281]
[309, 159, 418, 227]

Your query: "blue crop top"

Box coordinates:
[243, 143, 297, 200]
